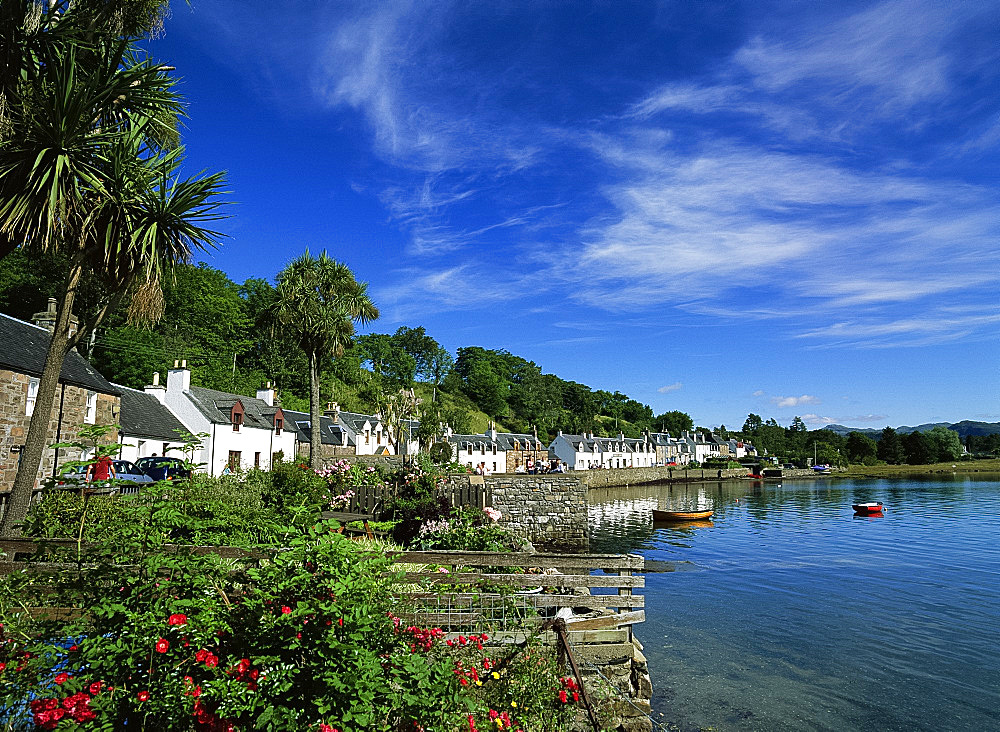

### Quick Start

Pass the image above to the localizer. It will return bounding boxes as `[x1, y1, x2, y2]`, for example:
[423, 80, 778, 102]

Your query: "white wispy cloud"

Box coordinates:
[800, 413, 836, 425]
[772, 395, 820, 408]
[658, 382, 683, 394]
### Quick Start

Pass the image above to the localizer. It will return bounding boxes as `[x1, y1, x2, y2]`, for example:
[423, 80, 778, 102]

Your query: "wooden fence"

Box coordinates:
[345, 480, 491, 517]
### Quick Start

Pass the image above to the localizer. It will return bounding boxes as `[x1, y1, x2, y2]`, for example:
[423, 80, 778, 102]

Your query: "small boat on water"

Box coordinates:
[653, 509, 714, 521]
[852, 502, 884, 515]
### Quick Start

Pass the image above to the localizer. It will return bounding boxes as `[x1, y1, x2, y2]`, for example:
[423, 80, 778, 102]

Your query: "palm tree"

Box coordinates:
[0, 12, 226, 537]
[274, 252, 379, 467]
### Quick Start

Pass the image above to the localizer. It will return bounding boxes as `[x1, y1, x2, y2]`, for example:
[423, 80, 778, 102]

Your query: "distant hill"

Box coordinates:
[823, 421, 1000, 438]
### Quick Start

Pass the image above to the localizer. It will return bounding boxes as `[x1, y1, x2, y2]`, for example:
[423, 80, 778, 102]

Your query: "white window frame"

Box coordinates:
[85, 390, 97, 424]
[26, 377, 39, 416]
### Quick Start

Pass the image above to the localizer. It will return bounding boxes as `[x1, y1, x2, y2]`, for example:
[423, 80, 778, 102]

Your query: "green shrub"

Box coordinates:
[1, 513, 574, 731]
[416, 507, 526, 552]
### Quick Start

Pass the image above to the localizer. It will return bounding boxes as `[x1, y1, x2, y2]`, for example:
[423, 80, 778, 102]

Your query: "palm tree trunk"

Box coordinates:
[0, 262, 82, 537]
[308, 349, 321, 468]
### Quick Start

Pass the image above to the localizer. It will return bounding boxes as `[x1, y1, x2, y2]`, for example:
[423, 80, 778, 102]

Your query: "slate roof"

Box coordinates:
[186, 386, 277, 429]
[0, 313, 118, 394]
[281, 408, 353, 447]
[115, 385, 190, 441]
[336, 410, 383, 433]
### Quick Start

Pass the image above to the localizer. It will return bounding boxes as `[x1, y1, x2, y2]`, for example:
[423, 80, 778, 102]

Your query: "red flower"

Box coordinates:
[0, 662, 6, 673]
[137, 690, 150, 702]
[195, 649, 208, 662]
[205, 653, 219, 668]
[54, 672, 69, 684]
[155, 638, 170, 653]
[559, 690, 568, 704]
[168, 613, 188, 626]
[281, 605, 292, 614]
[89, 681, 103, 695]
[572, 691, 580, 702]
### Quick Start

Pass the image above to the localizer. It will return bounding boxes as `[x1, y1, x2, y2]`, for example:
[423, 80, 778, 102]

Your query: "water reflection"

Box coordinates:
[588, 476, 1000, 732]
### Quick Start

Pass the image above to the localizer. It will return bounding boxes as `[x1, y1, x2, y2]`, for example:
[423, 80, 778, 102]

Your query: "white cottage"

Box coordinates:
[153, 362, 296, 475]
[116, 382, 189, 462]
[549, 432, 656, 470]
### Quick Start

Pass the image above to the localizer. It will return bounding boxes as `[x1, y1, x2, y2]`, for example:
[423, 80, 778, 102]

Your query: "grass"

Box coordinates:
[837, 458, 1000, 478]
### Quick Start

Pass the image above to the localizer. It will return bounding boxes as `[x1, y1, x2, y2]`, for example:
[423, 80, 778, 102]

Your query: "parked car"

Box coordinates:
[58, 460, 154, 487]
[134, 456, 192, 481]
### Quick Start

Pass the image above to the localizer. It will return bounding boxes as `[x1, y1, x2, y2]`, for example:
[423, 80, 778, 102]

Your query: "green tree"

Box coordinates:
[426, 346, 454, 402]
[876, 427, 905, 465]
[0, 3, 225, 537]
[845, 431, 878, 464]
[274, 251, 378, 467]
[902, 431, 934, 465]
[742, 413, 763, 434]
[926, 426, 962, 463]
[653, 410, 694, 435]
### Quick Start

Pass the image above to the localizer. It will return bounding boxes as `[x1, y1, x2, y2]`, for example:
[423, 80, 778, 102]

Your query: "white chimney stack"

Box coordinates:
[256, 380, 275, 407]
[144, 371, 166, 403]
[167, 360, 191, 393]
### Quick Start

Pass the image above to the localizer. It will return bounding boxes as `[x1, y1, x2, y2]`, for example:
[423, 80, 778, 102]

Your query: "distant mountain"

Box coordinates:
[822, 421, 1000, 438]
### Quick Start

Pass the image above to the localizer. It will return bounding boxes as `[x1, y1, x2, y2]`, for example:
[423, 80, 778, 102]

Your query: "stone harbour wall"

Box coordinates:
[582, 465, 747, 489]
[443, 474, 589, 553]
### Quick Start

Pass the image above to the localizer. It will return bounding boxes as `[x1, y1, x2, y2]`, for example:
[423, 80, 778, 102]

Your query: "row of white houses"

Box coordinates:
[119, 363, 415, 476]
[446, 427, 757, 473]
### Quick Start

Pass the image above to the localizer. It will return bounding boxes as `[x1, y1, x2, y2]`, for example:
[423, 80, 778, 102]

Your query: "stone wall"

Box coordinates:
[582, 465, 747, 489]
[0, 370, 118, 491]
[476, 474, 589, 553]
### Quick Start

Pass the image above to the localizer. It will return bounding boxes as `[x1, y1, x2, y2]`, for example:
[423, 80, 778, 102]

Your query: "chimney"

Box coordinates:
[167, 359, 191, 393]
[485, 421, 498, 440]
[144, 371, 166, 404]
[324, 401, 340, 423]
[32, 297, 79, 339]
[256, 380, 275, 407]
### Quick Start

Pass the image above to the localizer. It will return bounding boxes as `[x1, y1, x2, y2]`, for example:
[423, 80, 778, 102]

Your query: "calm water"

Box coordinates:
[588, 476, 1000, 731]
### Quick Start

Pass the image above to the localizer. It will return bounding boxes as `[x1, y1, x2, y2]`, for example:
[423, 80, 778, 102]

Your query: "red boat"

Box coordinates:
[852, 502, 884, 515]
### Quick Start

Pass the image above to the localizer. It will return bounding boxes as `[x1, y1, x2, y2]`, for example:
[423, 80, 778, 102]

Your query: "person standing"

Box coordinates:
[86, 454, 116, 483]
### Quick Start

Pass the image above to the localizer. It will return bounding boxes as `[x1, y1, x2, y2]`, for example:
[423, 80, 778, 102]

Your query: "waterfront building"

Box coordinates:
[549, 431, 656, 470]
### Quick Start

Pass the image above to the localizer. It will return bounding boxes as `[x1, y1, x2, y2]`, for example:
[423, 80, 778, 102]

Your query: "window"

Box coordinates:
[254, 452, 261, 468]
[231, 403, 244, 432]
[228, 451, 241, 471]
[85, 390, 97, 424]
[467, 444, 473, 455]
[274, 417, 283, 435]
[26, 377, 39, 416]
[492, 444, 497, 455]
[377, 430, 382, 445]
[365, 429, 370, 445]
[163, 442, 169, 455]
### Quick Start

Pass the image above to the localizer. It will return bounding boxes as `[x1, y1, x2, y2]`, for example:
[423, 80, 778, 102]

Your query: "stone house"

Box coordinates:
[0, 309, 119, 490]
[498, 430, 548, 473]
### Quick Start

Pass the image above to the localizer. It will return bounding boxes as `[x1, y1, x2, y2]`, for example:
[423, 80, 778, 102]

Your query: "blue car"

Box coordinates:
[58, 460, 153, 487]
[134, 456, 192, 481]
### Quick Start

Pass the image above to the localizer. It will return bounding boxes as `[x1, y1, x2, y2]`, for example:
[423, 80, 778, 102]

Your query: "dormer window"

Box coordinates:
[231, 402, 244, 432]
[274, 417, 283, 435]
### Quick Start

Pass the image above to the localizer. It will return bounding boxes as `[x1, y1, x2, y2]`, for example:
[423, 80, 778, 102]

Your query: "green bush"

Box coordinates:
[1, 512, 574, 731]
[416, 507, 526, 552]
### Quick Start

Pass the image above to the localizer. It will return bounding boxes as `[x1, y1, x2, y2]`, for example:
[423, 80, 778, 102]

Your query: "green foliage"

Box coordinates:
[415, 507, 526, 552]
[845, 432, 878, 464]
[654, 410, 694, 435]
[877, 427, 905, 464]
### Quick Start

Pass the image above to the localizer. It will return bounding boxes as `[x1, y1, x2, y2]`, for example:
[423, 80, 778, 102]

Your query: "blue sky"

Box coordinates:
[147, 0, 1000, 430]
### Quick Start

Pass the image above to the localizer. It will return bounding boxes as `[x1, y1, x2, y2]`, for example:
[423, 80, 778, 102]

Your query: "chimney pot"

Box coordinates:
[174, 360, 179, 368]
[152, 372, 160, 386]
[181, 359, 187, 368]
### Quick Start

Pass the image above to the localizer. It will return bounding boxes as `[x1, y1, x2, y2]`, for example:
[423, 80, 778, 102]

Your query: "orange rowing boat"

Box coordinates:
[652, 509, 714, 521]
